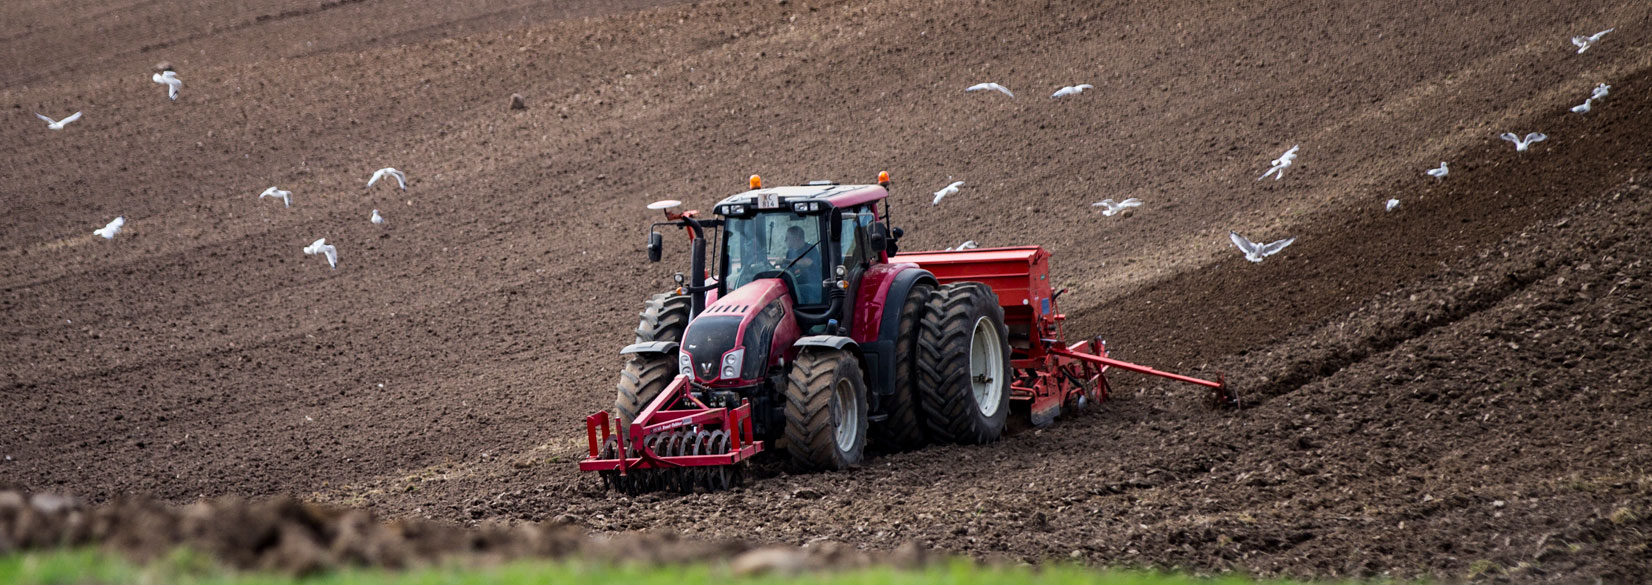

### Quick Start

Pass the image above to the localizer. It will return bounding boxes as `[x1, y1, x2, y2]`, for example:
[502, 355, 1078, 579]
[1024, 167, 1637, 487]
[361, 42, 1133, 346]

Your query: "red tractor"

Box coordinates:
[581, 173, 1232, 493]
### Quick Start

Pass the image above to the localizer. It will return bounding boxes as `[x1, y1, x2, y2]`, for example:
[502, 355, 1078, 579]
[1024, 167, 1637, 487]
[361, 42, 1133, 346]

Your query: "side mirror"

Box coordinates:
[647, 231, 663, 262]
[868, 223, 889, 253]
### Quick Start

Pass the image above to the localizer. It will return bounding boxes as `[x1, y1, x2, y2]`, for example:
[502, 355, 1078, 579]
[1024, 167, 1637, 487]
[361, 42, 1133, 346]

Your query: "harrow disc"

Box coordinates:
[597, 438, 622, 492]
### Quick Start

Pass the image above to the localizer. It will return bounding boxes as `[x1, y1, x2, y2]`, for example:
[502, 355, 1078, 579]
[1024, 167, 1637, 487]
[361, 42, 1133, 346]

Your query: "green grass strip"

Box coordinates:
[0, 547, 1337, 585]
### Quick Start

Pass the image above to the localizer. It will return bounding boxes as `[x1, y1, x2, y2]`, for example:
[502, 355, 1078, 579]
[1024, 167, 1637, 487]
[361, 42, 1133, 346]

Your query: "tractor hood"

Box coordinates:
[679, 279, 800, 386]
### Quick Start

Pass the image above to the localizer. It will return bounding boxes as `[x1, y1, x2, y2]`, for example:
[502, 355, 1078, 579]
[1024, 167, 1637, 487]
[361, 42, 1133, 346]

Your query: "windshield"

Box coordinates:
[723, 212, 826, 305]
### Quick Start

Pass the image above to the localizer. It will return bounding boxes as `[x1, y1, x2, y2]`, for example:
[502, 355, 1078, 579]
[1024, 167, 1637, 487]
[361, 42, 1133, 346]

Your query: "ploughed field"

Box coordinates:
[3, 0, 1651, 581]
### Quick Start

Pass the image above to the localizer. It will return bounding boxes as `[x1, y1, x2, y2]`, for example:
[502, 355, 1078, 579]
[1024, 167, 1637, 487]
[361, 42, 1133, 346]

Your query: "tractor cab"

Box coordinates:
[710, 180, 890, 318]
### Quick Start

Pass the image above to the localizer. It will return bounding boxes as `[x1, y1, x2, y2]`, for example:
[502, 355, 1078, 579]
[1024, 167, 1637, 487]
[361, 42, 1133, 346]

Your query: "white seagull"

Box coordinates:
[1426, 162, 1449, 179]
[1571, 99, 1592, 114]
[1229, 231, 1295, 263]
[1571, 28, 1614, 54]
[304, 238, 338, 269]
[93, 217, 125, 240]
[368, 167, 407, 190]
[1091, 198, 1142, 216]
[371, 209, 385, 225]
[1050, 84, 1093, 98]
[1257, 145, 1300, 181]
[151, 70, 182, 101]
[947, 240, 979, 251]
[259, 187, 292, 207]
[1500, 132, 1547, 152]
[965, 83, 1015, 98]
[35, 112, 82, 130]
[1386, 199, 1401, 212]
[1592, 83, 1610, 100]
[932, 180, 964, 205]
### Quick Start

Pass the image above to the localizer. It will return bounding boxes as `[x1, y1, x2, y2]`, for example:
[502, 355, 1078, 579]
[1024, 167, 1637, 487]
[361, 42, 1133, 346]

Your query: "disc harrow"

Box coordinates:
[582, 376, 759, 494]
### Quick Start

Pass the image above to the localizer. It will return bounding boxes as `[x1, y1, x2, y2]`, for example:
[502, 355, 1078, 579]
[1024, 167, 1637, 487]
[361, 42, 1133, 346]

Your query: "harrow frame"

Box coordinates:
[579, 374, 763, 491]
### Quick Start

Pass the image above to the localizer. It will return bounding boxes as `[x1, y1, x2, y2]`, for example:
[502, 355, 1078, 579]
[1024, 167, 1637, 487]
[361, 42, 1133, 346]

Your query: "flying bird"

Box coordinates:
[259, 187, 292, 207]
[93, 217, 125, 240]
[1426, 162, 1449, 179]
[368, 167, 406, 190]
[1257, 145, 1300, 180]
[1229, 231, 1294, 263]
[1571, 99, 1592, 114]
[932, 180, 964, 205]
[1500, 132, 1546, 152]
[151, 70, 182, 101]
[304, 238, 338, 269]
[1571, 28, 1614, 53]
[371, 209, 385, 225]
[1592, 83, 1610, 100]
[947, 240, 979, 251]
[1091, 198, 1142, 216]
[1050, 84, 1093, 98]
[35, 112, 82, 130]
[1386, 199, 1401, 212]
[965, 83, 1015, 98]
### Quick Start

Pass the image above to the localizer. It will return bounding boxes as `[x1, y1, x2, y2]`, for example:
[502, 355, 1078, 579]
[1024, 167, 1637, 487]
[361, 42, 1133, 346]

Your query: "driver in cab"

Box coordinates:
[782, 226, 820, 280]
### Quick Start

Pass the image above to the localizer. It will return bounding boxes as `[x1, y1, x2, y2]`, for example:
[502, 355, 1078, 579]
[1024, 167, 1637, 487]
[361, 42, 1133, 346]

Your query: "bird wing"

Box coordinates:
[947, 181, 964, 190]
[1260, 238, 1296, 257]
[994, 84, 1014, 98]
[1092, 199, 1115, 207]
[322, 245, 338, 268]
[61, 112, 81, 124]
[390, 169, 406, 189]
[1077, 84, 1093, 90]
[1499, 132, 1519, 143]
[368, 169, 384, 187]
[1229, 231, 1257, 255]
[1572, 36, 1589, 49]
[1525, 132, 1547, 143]
[1591, 28, 1614, 41]
[35, 113, 54, 124]
[1119, 198, 1141, 207]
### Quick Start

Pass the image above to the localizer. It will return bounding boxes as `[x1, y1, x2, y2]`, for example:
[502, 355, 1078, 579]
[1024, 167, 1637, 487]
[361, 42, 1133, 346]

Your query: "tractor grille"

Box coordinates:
[681, 315, 742, 379]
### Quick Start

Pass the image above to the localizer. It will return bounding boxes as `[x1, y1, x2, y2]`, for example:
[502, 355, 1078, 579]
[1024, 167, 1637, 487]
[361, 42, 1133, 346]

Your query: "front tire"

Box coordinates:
[783, 348, 869, 470]
[615, 292, 691, 425]
[916, 282, 1012, 444]
[615, 356, 677, 425]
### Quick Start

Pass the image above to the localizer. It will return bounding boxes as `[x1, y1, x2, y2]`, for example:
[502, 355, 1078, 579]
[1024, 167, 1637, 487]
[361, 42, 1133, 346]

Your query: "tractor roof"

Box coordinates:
[714, 183, 888, 211]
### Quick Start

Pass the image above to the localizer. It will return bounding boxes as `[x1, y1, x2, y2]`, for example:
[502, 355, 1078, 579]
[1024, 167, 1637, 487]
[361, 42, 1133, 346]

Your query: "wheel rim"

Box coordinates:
[830, 377, 861, 452]
[968, 316, 1004, 417]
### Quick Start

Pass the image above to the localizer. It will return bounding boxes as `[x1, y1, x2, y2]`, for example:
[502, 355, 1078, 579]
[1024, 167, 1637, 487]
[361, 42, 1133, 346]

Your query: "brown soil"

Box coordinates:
[0, 491, 922, 575]
[3, 0, 1652, 582]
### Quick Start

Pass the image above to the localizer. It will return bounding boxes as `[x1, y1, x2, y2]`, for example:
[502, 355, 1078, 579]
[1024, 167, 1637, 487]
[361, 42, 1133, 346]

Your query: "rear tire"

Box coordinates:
[783, 348, 868, 470]
[615, 292, 691, 425]
[916, 282, 1012, 444]
[872, 282, 931, 451]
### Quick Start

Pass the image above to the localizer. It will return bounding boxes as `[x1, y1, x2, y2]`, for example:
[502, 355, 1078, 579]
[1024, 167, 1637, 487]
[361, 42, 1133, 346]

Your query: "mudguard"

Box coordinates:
[794, 335, 858, 352]
[620, 341, 679, 356]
